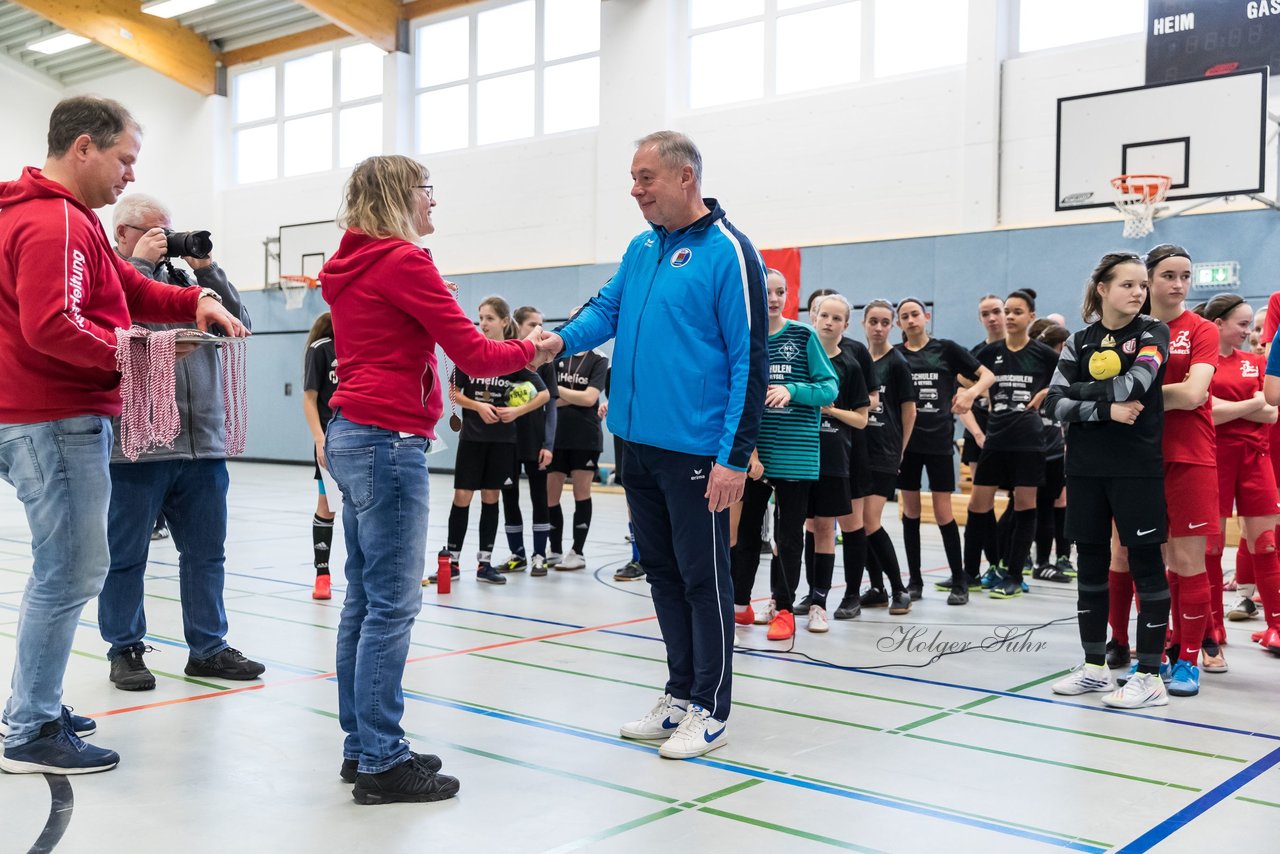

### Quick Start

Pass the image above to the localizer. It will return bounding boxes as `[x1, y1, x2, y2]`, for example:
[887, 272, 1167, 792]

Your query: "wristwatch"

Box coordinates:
[198, 287, 223, 304]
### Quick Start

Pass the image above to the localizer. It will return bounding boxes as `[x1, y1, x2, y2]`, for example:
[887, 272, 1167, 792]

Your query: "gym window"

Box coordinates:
[413, 0, 602, 155]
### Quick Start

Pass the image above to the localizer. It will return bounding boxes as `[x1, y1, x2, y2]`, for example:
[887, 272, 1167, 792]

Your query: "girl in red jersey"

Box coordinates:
[1200, 294, 1280, 658]
[1105, 245, 1219, 694]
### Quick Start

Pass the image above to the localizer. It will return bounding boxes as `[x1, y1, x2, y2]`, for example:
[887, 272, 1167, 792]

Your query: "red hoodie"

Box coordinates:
[320, 230, 535, 439]
[0, 167, 200, 423]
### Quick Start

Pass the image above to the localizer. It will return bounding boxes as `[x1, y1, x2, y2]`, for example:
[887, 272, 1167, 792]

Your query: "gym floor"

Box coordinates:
[1, 462, 1278, 853]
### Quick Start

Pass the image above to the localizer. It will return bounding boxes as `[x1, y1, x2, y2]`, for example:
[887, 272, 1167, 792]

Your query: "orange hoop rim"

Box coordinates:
[1111, 174, 1171, 201]
[280, 275, 319, 288]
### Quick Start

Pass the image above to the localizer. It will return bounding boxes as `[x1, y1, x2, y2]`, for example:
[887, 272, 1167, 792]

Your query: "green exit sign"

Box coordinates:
[1190, 261, 1240, 291]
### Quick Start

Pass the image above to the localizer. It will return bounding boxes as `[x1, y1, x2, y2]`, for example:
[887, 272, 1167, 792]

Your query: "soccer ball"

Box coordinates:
[507, 381, 537, 407]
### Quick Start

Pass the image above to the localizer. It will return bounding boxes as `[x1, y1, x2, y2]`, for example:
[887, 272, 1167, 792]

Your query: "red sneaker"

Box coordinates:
[1257, 626, 1280, 654]
[312, 575, 332, 600]
[734, 606, 754, 626]
[1252, 629, 1265, 643]
[767, 610, 795, 641]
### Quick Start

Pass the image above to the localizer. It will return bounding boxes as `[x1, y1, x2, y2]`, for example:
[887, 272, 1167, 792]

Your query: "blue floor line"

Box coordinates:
[1115, 746, 1280, 852]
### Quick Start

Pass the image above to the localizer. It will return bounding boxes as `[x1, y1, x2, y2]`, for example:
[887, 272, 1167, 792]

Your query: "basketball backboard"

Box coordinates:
[263, 219, 344, 287]
[1055, 67, 1269, 212]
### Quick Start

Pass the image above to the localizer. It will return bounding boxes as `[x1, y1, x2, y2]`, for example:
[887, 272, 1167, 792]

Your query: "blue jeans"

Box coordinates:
[98, 459, 231, 660]
[0, 416, 112, 747]
[325, 414, 430, 774]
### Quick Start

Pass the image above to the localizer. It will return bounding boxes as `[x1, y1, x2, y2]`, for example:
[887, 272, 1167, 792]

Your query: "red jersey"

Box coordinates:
[1263, 291, 1280, 345]
[1212, 348, 1269, 451]
[1162, 310, 1217, 465]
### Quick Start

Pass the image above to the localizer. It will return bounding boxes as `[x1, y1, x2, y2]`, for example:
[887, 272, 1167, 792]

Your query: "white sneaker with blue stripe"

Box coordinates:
[658, 704, 727, 760]
[619, 694, 687, 740]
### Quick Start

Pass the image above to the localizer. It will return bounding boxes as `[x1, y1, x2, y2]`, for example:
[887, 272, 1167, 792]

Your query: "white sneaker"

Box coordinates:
[658, 704, 727, 759]
[619, 694, 687, 740]
[1051, 663, 1115, 695]
[753, 599, 777, 625]
[1227, 590, 1258, 621]
[807, 605, 829, 633]
[1101, 670, 1169, 708]
[555, 549, 586, 571]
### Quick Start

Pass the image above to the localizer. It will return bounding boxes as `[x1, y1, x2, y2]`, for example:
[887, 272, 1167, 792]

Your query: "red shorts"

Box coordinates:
[1164, 462, 1220, 538]
[1217, 440, 1280, 518]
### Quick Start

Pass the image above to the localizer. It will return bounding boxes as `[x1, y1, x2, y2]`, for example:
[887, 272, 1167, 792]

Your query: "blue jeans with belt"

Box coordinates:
[325, 413, 430, 774]
[0, 416, 112, 747]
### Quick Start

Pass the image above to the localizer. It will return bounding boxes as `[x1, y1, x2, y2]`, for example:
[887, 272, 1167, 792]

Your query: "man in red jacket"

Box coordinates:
[0, 96, 246, 775]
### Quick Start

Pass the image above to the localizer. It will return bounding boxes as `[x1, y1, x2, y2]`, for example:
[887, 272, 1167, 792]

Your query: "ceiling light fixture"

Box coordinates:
[27, 32, 91, 54]
[142, 0, 218, 19]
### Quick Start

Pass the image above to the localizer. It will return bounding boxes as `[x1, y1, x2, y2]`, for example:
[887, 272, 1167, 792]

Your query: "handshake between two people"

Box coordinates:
[524, 326, 564, 371]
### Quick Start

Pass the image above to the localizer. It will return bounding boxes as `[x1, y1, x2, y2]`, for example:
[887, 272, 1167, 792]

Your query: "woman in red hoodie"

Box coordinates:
[320, 156, 535, 806]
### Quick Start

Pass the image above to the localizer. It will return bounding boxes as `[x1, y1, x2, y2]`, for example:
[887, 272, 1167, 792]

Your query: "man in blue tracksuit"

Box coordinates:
[536, 131, 768, 759]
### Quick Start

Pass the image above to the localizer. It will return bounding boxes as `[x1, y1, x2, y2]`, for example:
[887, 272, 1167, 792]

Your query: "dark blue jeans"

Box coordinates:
[98, 459, 230, 660]
[622, 442, 734, 720]
[326, 414, 431, 774]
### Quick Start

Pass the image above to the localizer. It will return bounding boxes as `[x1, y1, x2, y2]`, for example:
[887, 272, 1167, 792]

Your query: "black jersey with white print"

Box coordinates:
[820, 344, 871, 478]
[975, 339, 1060, 452]
[455, 367, 547, 444]
[515, 362, 559, 462]
[840, 335, 875, 396]
[866, 348, 917, 473]
[303, 337, 338, 428]
[554, 350, 608, 451]
[895, 337, 981, 456]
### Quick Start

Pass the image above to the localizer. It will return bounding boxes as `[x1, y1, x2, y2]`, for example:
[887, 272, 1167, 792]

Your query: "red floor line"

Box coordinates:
[85, 612, 661, 719]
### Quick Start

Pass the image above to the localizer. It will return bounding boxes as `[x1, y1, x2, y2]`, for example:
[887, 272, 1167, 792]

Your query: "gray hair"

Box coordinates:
[112, 193, 171, 232]
[635, 130, 703, 184]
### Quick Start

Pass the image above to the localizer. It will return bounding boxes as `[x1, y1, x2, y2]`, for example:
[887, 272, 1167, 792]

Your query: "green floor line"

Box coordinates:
[901, 732, 1202, 791]
[1235, 795, 1280, 809]
[544, 639, 946, 711]
[693, 778, 764, 803]
[697, 806, 887, 853]
[788, 772, 1113, 848]
[964, 710, 1249, 763]
[541, 808, 684, 853]
[891, 669, 1071, 733]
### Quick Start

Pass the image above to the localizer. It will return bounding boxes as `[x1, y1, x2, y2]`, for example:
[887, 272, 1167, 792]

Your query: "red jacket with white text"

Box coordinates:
[0, 167, 199, 422]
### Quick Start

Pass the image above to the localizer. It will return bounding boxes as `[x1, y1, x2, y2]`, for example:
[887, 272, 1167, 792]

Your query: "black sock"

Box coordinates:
[902, 515, 922, 586]
[1131, 544, 1172, 674]
[983, 503, 1001, 565]
[1054, 506, 1069, 560]
[502, 482, 524, 556]
[572, 498, 592, 554]
[1035, 500, 1054, 567]
[804, 530, 816, 592]
[312, 513, 333, 576]
[446, 504, 469, 558]
[1006, 508, 1037, 582]
[964, 510, 995, 579]
[841, 528, 867, 596]
[549, 502, 564, 554]
[478, 501, 499, 565]
[1077, 543, 1111, 666]
[868, 528, 904, 594]
[997, 504, 1015, 567]
[939, 520, 963, 585]
[812, 552, 834, 610]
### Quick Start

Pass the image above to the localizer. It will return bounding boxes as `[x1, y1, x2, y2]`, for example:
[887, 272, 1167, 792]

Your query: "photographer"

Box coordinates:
[97, 193, 263, 691]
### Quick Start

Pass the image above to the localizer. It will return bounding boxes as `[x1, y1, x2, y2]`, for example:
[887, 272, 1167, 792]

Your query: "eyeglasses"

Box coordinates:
[413, 184, 434, 200]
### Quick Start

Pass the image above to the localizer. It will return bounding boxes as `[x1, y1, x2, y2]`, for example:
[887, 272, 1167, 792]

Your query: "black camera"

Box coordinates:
[165, 230, 213, 259]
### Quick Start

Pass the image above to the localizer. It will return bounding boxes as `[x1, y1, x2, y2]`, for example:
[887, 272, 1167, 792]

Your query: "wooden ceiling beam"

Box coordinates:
[295, 0, 401, 52]
[400, 0, 474, 21]
[218, 22, 346, 67]
[10, 0, 218, 95]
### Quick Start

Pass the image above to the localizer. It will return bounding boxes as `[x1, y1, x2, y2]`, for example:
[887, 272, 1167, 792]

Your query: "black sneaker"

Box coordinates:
[1032, 564, 1073, 584]
[888, 590, 912, 615]
[477, 564, 507, 584]
[833, 594, 861, 620]
[500, 555, 527, 573]
[989, 578, 1023, 599]
[906, 581, 923, 601]
[1106, 639, 1131, 669]
[352, 757, 461, 805]
[530, 555, 548, 577]
[185, 648, 266, 680]
[109, 644, 156, 691]
[796, 592, 813, 613]
[946, 586, 969, 606]
[428, 564, 461, 584]
[0, 713, 118, 775]
[613, 561, 645, 581]
[859, 587, 889, 608]
[342, 751, 442, 784]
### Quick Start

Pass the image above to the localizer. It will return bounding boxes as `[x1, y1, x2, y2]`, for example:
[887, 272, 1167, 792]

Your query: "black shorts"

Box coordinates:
[897, 450, 956, 493]
[613, 434, 628, 487]
[973, 448, 1043, 489]
[550, 448, 600, 475]
[848, 435, 873, 499]
[961, 434, 982, 465]
[808, 474, 852, 518]
[1066, 475, 1166, 547]
[454, 439, 517, 491]
[868, 469, 898, 500]
[1039, 455, 1065, 496]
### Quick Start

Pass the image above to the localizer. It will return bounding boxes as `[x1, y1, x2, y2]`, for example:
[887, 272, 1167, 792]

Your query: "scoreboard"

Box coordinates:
[1147, 0, 1280, 83]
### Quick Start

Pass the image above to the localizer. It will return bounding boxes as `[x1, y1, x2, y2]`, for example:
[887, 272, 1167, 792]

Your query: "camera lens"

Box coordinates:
[165, 230, 213, 259]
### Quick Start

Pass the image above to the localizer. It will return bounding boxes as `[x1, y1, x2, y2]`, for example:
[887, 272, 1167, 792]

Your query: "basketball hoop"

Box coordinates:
[1111, 174, 1171, 239]
[279, 275, 317, 311]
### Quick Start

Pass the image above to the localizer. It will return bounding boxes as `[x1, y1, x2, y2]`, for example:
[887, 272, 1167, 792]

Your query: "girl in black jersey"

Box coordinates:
[1047, 252, 1171, 709]
[860, 299, 916, 615]
[961, 295, 1007, 471]
[964, 290, 1059, 602]
[500, 306, 559, 576]
[1029, 321, 1073, 584]
[302, 312, 338, 600]
[440, 297, 550, 585]
[894, 298, 995, 599]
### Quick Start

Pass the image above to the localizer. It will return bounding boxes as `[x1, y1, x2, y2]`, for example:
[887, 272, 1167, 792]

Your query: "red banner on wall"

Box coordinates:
[760, 247, 801, 319]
